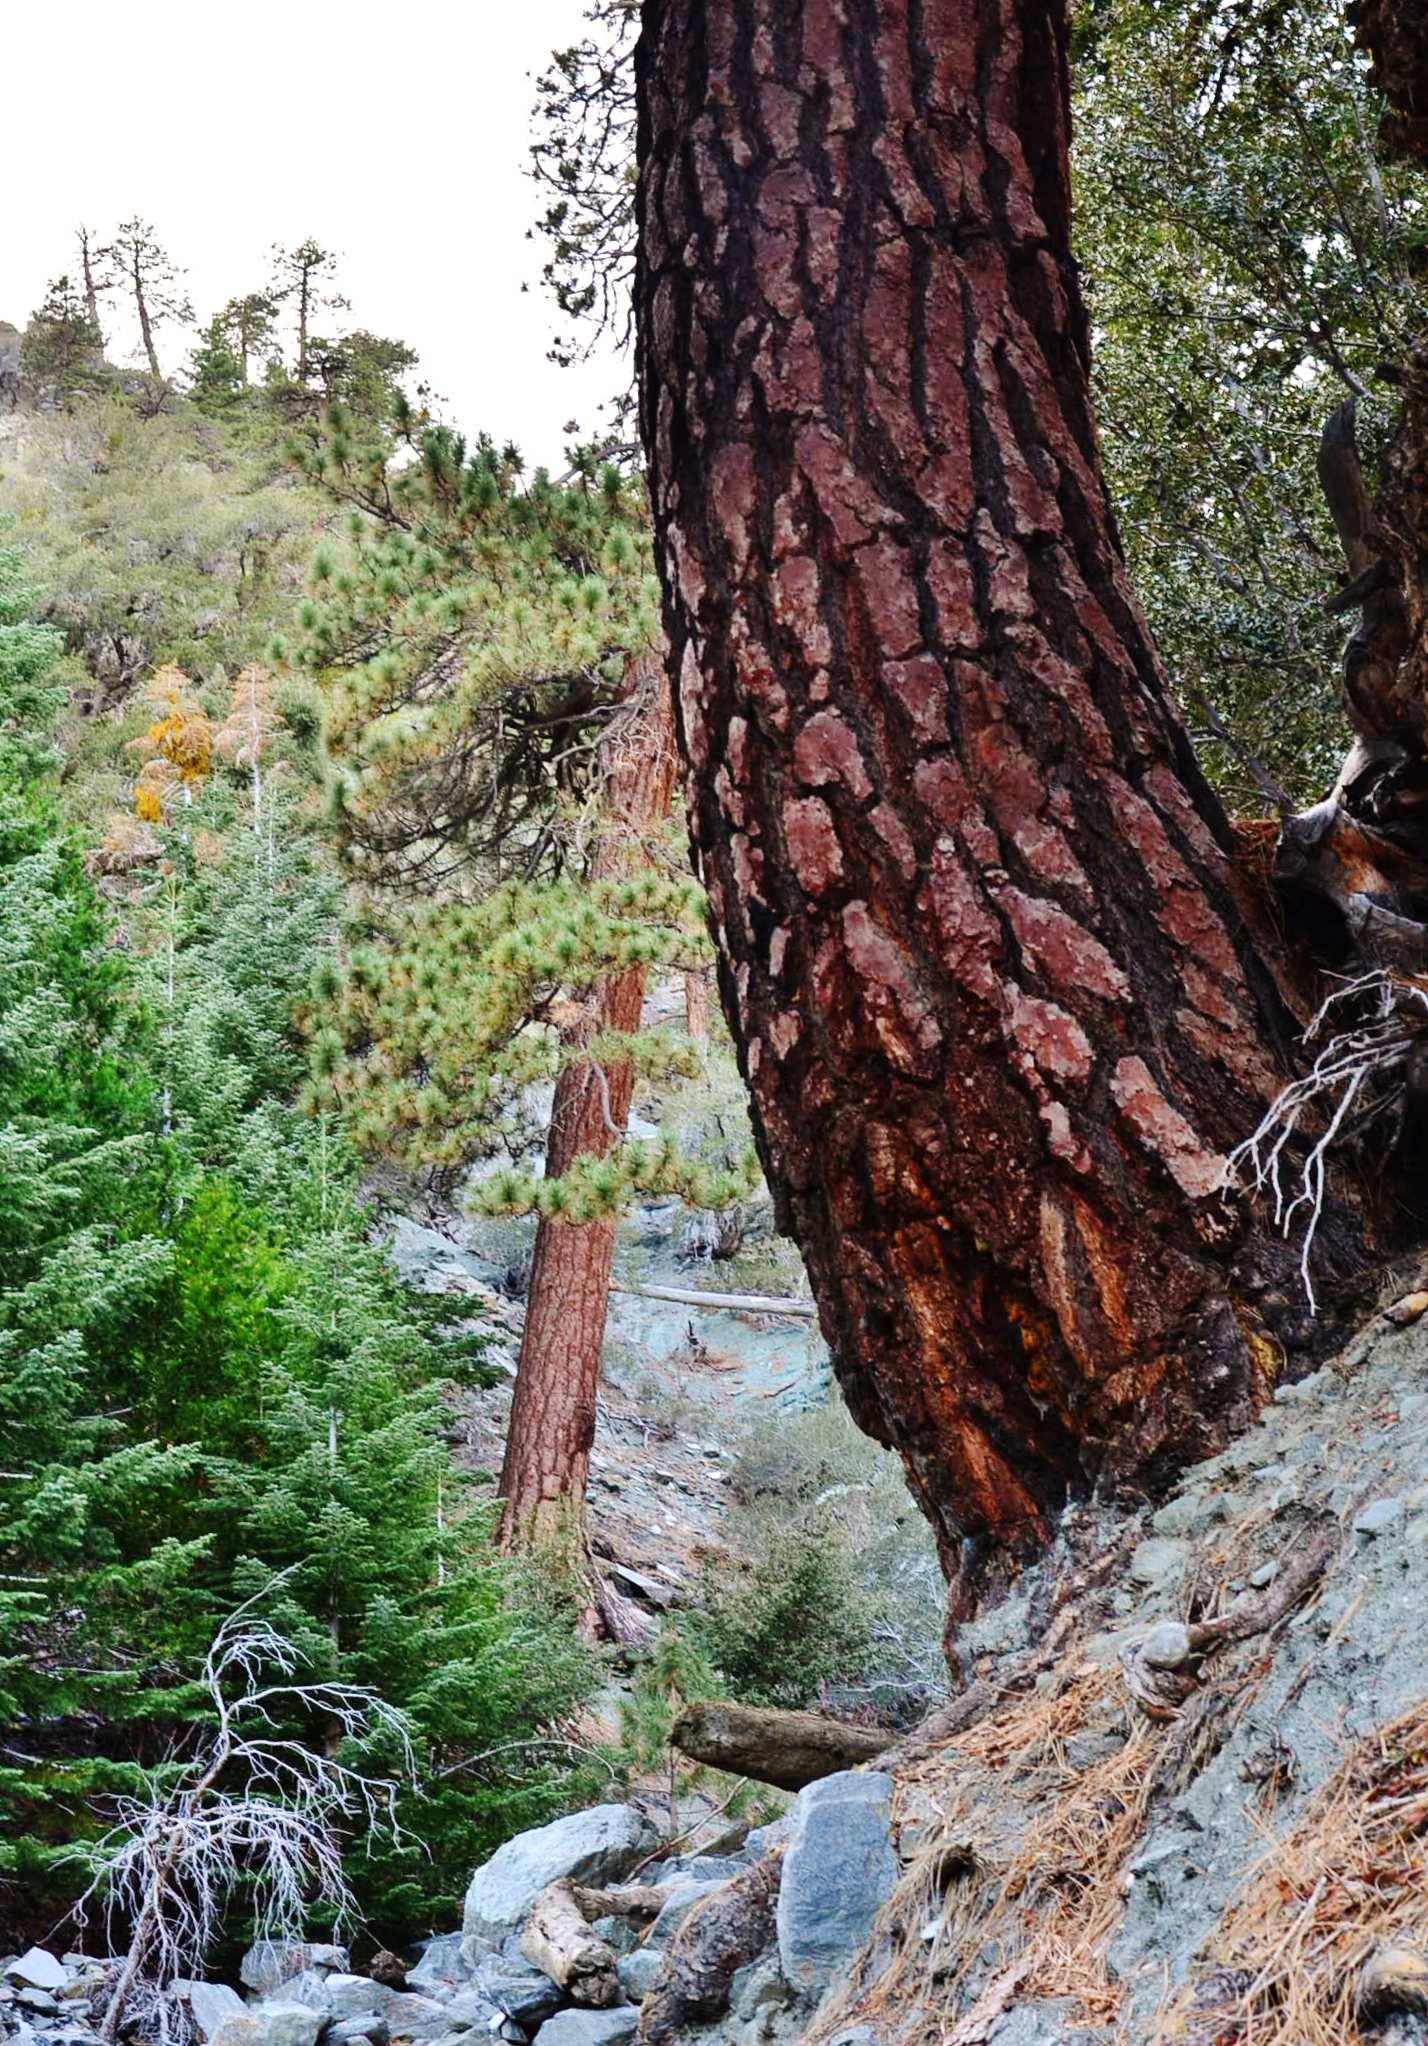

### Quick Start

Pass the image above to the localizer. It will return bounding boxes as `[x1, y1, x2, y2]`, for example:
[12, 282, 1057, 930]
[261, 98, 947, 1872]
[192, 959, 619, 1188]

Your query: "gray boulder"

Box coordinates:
[273, 1973, 335, 2016]
[775, 1772, 897, 1994]
[462, 1806, 658, 1947]
[329, 2022, 390, 2046]
[212, 2005, 324, 2046]
[4, 1956, 68, 1994]
[406, 1937, 475, 1998]
[531, 2010, 639, 2046]
[616, 1950, 664, 2004]
[435, 1990, 504, 2034]
[359, 1992, 451, 2042]
[473, 1960, 562, 2028]
[240, 1946, 349, 1998]
[176, 1982, 247, 2042]
[644, 1881, 726, 1950]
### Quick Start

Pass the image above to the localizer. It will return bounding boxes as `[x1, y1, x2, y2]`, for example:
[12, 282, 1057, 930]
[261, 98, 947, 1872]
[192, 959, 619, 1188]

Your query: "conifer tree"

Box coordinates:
[269, 240, 349, 388]
[219, 290, 280, 383]
[188, 314, 246, 415]
[290, 412, 755, 1606]
[20, 277, 105, 408]
[75, 225, 116, 344]
[106, 220, 193, 381]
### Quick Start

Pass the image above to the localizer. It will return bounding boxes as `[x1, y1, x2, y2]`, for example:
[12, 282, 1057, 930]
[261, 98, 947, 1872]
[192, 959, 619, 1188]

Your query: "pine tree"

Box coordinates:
[188, 314, 246, 415]
[106, 220, 193, 382]
[219, 291, 280, 384]
[268, 240, 349, 389]
[19, 277, 105, 408]
[290, 413, 756, 1601]
[75, 225, 116, 344]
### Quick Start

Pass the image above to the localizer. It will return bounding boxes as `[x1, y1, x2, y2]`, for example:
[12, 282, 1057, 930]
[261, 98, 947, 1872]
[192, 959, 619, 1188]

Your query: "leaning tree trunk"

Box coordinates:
[497, 657, 678, 1597]
[634, 0, 1373, 1600]
[131, 259, 161, 382]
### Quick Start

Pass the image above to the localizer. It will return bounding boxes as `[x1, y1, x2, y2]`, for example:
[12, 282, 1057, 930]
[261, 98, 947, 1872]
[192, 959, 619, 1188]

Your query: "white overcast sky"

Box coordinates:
[4, 0, 625, 472]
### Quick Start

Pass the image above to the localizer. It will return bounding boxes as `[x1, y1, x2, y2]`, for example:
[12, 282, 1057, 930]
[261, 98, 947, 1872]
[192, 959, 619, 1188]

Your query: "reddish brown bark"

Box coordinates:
[685, 964, 712, 1040]
[634, 0, 1370, 1590]
[497, 657, 678, 1571]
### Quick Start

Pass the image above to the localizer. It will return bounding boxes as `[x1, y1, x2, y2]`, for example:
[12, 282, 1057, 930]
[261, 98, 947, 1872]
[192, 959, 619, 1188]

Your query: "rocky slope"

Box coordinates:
[12, 1284, 1428, 2046]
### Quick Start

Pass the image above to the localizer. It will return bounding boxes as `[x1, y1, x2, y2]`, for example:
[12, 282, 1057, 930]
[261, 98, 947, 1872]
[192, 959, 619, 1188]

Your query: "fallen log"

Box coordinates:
[639, 1851, 783, 2046]
[670, 1700, 887, 1790]
[519, 1881, 621, 2006]
[608, 1280, 818, 1317]
[519, 1880, 677, 2004]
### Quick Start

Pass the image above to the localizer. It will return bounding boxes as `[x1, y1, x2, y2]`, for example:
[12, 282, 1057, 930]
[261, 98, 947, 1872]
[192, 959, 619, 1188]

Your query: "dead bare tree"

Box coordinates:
[85, 1589, 413, 2044]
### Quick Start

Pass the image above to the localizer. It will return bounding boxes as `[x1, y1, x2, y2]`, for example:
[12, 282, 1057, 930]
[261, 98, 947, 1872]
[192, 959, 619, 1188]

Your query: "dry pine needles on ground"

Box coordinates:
[1154, 1697, 1428, 2045]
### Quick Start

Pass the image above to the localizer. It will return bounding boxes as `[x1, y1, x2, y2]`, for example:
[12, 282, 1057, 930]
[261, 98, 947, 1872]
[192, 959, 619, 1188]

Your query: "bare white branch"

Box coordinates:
[79, 1585, 414, 2043]
[1223, 970, 1428, 1311]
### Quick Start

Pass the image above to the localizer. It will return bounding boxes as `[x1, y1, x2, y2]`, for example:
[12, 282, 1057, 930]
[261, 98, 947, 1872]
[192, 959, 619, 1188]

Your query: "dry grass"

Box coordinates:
[1153, 1698, 1428, 2045]
[808, 1662, 1171, 2042]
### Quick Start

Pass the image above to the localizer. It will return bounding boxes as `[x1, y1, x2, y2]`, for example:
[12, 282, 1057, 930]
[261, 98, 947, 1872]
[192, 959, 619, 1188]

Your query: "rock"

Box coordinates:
[429, 1990, 504, 2035]
[1355, 1497, 1405, 1537]
[178, 1983, 248, 2043]
[362, 1993, 452, 2042]
[275, 1973, 335, 2016]
[4, 1956, 68, 1995]
[462, 1806, 658, 1948]
[1359, 1943, 1428, 2025]
[213, 2006, 324, 2046]
[776, 1771, 898, 1993]
[329, 2022, 390, 2046]
[240, 1946, 349, 1998]
[645, 1880, 726, 1949]
[472, 1960, 562, 2030]
[1062, 1729, 1124, 1771]
[531, 2009, 639, 2046]
[321, 1978, 395, 2023]
[729, 1956, 793, 2023]
[616, 1950, 664, 2004]
[1141, 1622, 1195, 1671]
[743, 1817, 791, 1860]
[1249, 1561, 1279, 1589]
[15, 1991, 58, 2017]
[588, 1914, 639, 1958]
[1129, 1537, 1189, 1590]
[407, 1937, 475, 1998]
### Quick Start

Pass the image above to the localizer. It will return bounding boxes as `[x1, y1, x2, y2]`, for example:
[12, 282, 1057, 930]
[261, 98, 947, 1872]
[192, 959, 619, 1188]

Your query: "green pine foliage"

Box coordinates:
[0, 548, 597, 1948]
[289, 407, 758, 1218]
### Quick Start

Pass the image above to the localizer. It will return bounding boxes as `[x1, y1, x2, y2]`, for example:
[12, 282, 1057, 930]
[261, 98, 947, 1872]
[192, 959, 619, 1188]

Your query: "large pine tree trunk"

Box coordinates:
[497, 658, 678, 1586]
[634, 0, 1371, 1596]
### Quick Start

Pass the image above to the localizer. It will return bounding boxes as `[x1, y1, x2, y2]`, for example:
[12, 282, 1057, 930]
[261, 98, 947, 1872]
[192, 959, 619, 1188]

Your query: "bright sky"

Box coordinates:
[3, 1, 625, 472]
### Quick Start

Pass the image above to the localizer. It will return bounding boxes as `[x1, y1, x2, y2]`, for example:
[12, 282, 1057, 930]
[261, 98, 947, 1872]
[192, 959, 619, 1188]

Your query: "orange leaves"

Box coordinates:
[125, 662, 283, 823]
[127, 663, 215, 821]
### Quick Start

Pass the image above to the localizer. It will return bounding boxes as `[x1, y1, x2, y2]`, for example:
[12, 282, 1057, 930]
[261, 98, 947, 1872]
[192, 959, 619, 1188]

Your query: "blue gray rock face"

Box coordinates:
[462, 1806, 658, 1951]
[527, 2009, 639, 2046]
[211, 2003, 325, 2046]
[407, 1936, 475, 1998]
[176, 1980, 246, 2042]
[239, 1947, 348, 1999]
[775, 1772, 898, 1993]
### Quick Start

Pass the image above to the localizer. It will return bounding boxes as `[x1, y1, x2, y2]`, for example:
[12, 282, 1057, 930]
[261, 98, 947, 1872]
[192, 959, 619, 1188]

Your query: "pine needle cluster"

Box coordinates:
[290, 405, 758, 1219]
[285, 408, 660, 887]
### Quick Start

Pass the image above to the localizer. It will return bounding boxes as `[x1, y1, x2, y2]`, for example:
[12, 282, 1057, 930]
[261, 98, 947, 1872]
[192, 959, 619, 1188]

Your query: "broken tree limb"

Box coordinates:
[638, 1851, 783, 2046]
[519, 1880, 623, 2005]
[671, 1700, 887, 1790]
[608, 1280, 818, 1317]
